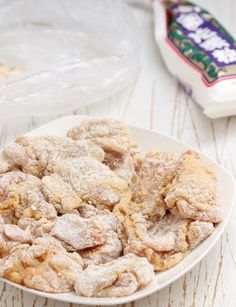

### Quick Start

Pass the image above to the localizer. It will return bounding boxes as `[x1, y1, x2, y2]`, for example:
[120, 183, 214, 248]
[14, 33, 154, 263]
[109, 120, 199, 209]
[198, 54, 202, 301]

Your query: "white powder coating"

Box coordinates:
[42, 174, 82, 214]
[18, 217, 55, 238]
[50, 214, 106, 250]
[68, 118, 139, 184]
[49, 208, 123, 266]
[0, 161, 12, 174]
[74, 253, 155, 297]
[0, 236, 84, 293]
[4, 224, 32, 243]
[3, 136, 104, 178]
[104, 151, 136, 184]
[0, 218, 32, 257]
[0, 170, 57, 222]
[47, 157, 130, 209]
[68, 118, 139, 154]
[132, 213, 189, 252]
[163, 151, 222, 223]
[78, 208, 123, 266]
[131, 151, 179, 218]
[187, 221, 214, 249]
[121, 210, 214, 271]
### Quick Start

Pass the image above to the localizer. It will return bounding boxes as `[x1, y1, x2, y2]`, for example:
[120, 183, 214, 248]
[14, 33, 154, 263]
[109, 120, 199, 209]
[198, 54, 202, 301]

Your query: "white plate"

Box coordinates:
[1, 115, 235, 305]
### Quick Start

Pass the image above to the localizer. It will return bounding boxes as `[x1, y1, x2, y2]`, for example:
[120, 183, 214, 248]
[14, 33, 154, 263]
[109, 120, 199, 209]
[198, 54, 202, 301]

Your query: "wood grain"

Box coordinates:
[0, 0, 236, 306]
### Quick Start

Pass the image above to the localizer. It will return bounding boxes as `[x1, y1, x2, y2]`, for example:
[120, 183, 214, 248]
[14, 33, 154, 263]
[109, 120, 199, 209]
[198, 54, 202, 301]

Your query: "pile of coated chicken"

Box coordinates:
[0, 119, 222, 297]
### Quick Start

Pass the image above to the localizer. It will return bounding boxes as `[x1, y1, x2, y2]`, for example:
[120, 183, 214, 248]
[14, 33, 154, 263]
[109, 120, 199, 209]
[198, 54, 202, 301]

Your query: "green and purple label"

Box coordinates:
[165, 1, 236, 85]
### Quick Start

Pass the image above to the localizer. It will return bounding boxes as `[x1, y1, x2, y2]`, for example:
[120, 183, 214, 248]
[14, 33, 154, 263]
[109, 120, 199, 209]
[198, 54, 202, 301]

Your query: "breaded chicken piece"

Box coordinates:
[49, 207, 123, 266]
[68, 119, 139, 184]
[18, 217, 55, 238]
[42, 175, 82, 214]
[0, 217, 32, 257]
[115, 152, 178, 221]
[68, 118, 139, 154]
[0, 171, 57, 222]
[3, 135, 104, 178]
[50, 213, 106, 251]
[74, 253, 154, 297]
[163, 151, 222, 223]
[77, 205, 123, 266]
[0, 161, 13, 174]
[104, 150, 136, 184]
[43, 157, 131, 210]
[187, 221, 214, 249]
[122, 213, 213, 271]
[130, 213, 189, 252]
[0, 236, 83, 293]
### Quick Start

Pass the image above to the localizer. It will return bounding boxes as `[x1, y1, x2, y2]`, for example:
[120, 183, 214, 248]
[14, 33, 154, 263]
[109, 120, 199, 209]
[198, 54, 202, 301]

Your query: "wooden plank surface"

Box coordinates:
[0, 0, 236, 306]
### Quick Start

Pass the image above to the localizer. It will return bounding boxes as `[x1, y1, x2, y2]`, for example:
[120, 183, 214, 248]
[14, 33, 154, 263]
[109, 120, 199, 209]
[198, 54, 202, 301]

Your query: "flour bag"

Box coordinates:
[153, 0, 236, 118]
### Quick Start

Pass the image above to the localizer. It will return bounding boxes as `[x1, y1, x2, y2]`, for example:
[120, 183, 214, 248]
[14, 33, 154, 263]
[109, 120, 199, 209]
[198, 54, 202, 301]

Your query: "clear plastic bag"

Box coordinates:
[0, 0, 138, 116]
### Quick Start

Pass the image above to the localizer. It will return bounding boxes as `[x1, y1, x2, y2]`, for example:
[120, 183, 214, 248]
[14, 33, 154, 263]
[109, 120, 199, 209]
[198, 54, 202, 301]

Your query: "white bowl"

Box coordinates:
[1, 115, 235, 305]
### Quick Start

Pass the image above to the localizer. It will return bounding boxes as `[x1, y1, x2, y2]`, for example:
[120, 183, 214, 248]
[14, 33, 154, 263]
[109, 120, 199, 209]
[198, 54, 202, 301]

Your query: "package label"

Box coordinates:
[166, 1, 236, 85]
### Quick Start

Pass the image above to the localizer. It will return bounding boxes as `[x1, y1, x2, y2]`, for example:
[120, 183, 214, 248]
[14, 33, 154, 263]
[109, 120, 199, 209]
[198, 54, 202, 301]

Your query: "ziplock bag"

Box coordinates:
[0, 0, 138, 116]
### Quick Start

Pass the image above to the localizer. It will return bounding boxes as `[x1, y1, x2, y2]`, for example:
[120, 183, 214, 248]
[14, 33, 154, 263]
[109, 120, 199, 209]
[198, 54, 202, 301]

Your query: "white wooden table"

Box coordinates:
[0, 0, 236, 306]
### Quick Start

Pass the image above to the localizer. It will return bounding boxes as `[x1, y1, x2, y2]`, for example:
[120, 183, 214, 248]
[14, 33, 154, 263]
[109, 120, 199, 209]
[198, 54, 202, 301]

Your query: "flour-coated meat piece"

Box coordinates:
[74, 253, 154, 297]
[45, 157, 131, 210]
[163, 151, 222, 223]
[0, 236, 83, 293]
[3, 136, 104, 177]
